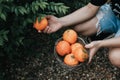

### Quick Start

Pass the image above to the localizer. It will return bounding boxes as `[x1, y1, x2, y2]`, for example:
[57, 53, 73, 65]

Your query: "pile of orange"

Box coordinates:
[55, 29, 88, 66]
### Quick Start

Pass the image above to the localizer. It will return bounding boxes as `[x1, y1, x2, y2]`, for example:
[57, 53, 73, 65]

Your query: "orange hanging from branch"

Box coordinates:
[33, 17, 48, 32]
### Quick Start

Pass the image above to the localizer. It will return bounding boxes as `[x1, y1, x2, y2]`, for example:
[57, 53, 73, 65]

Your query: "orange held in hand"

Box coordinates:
[71, 43, 84, 53]
[33, 17, 48, 32]
[64, 54, 79, 66]
[74, 48, 88, 62]
[63, 29, 78, 44]
[56, 40, 71, 56]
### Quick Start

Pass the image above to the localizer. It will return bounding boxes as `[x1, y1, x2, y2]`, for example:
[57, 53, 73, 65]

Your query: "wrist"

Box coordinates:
[58, 18, 66, 27]
[98, 40, 104, 48]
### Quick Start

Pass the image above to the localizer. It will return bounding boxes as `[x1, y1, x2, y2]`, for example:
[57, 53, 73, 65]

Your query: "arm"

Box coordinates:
[85, 37, 120, 63]
[99, 37, 120, 48]
[44, 3, 100, 33]
[59, 3, 100, 27]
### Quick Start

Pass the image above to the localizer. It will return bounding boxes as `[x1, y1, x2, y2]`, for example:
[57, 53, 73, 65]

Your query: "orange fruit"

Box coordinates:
[56, 40, 71, 56]
[74, 48, 88, 62]
[63, 29, 78, 44]
[64, 53, 79, 66]
[71, 43, 84, 53]
[33, 17, 48, 32]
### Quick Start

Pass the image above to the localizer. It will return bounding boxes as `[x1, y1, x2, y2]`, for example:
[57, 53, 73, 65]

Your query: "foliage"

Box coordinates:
[50, 0, 89, 12]
[0, 0, 69, 59]
[0, 0, 89, 79]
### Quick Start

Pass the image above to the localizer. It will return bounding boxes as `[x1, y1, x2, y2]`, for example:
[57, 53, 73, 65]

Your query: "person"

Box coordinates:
[43, 0, 120, 68]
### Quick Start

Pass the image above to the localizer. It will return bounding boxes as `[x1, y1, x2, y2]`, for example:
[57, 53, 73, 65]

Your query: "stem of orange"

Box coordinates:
[38, 30, 42, 33]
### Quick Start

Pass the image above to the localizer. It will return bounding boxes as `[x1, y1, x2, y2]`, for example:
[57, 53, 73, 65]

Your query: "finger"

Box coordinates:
[87, 50, 94, 64]
[88, 55, 92, 64]
[43, 26, 49, 33]
[88, 51, 92, 64]
[45, 15, 53, 20]
[47, 28, 52, 34]
[85, 42, 94, 48]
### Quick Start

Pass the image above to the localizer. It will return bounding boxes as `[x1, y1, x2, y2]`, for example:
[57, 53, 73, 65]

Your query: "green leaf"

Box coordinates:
[21, 7, 27, 14]
[3, 31, 9, 41]
[31, 2, 36, 13]
[0, 37, 4, 46]
[62, 9, 66, 14]
[3, 34, 8, 41]
[0, 13, 6, 21]
[40, 2, 48, 9]
[18, 6, 27, 15]
[35, 5, 39, 11]
[15, 8, 18, 16]
[58, 7, 62, 13]
[18, 37, 24, 45]
[19, 8, 24, 15]
[32, 7, 35, 13]
[54, 6, 59, 14]
[26, 18, 33, 23]
[39, 3, 46, 10]
[38, 17, 41, 22]
[55, 3, 64, 6]
[50, 5, 54, 11]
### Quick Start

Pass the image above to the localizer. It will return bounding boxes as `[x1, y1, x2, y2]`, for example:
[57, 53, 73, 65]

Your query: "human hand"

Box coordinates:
[43, 15, 63, 34]
[85, 41, 101, 64]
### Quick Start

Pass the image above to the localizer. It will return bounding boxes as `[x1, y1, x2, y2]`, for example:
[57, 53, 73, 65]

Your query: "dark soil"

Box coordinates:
[1, 30, 120, 80]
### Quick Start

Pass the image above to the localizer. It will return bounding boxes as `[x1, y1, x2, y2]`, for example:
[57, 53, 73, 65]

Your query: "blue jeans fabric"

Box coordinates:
[96, 4, 120, 37]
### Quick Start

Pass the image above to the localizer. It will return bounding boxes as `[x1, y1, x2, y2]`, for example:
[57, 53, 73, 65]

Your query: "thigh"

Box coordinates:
[74, 17, 98, 36]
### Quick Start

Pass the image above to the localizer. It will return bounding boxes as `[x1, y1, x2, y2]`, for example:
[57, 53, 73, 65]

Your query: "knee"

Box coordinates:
[74, 26, 89, 36]
[74, 27, 97, 36]
[109, 48, 120, 68]
[74, 25, 82, 32]
[74, 26, 91, 36]
[80, 31, 95, 36]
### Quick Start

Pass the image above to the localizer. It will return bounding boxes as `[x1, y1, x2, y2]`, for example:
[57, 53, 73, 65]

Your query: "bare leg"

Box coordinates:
[74, 17, 98, 36]
[109, 48, 120, 68]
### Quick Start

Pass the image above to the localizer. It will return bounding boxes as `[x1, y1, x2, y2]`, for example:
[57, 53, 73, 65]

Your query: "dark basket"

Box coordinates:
[54, 37, 89, 70]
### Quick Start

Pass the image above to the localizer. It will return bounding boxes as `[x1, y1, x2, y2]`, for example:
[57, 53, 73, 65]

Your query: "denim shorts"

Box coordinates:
[96, 4, 120, 37]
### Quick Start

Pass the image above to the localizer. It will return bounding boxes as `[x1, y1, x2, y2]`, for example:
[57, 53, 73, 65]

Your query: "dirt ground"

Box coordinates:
[2, 31, 120, 80]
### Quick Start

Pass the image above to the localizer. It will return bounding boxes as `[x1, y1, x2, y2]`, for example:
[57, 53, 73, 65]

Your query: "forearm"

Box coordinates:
[100, 37, 120, 48]
[59, 3, 99, 27]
